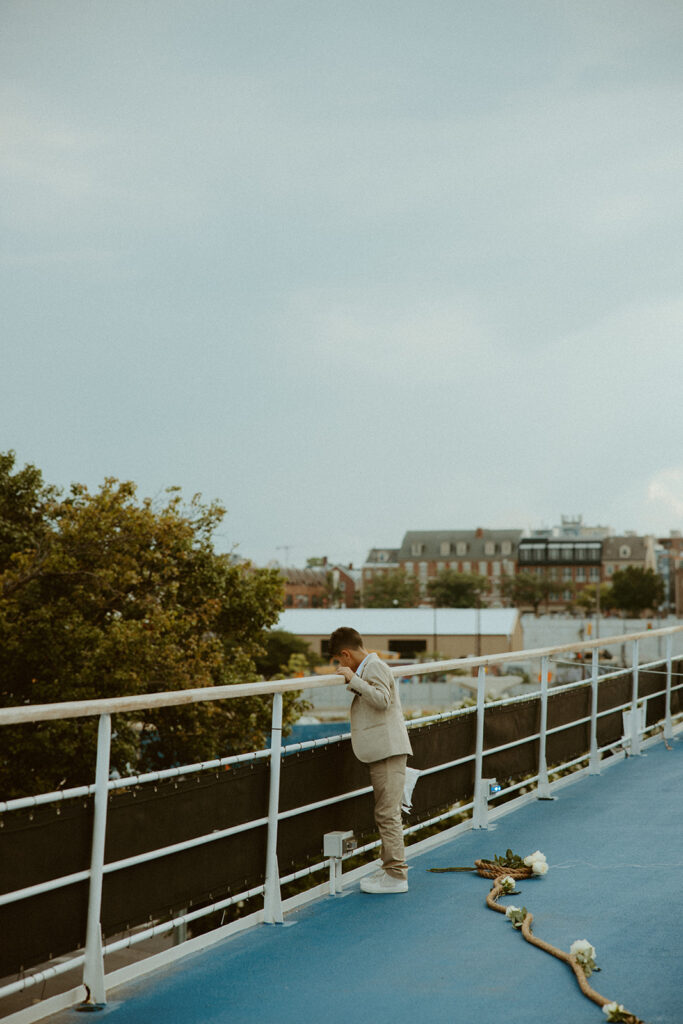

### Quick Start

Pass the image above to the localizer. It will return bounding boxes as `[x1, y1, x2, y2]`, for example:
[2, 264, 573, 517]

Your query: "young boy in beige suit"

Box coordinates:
[329, 627, 413, 894]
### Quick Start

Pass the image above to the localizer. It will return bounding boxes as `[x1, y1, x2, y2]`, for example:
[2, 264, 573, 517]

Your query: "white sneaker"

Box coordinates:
[360, 871, 409, 894]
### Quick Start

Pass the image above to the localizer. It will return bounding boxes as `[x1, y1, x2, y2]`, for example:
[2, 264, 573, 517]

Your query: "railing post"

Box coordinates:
[664, 633, 673, 741]
[629, 639, 641, 756]
[263, 693, 284, 924]
[537, 655, 553, 798]
[589, 647, 600, 775]
[472, 666, 487, 828]
[82, 713, 111, 1007]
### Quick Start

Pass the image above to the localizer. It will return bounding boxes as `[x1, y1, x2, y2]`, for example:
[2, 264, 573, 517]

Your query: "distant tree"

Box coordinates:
[0, 452, 305, 799]
[609, 566, 665, 617]
[574, 583, 614, 615]
[426, 569, 490, 608]
[254, 629, 320, 679]
[363, 568, 421, 608]
[306, 557, 326, 567]
[501, 572, 551, 615]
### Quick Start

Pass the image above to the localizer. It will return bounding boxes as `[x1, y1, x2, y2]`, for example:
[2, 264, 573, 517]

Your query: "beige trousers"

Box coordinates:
[368, 754, 408, 880]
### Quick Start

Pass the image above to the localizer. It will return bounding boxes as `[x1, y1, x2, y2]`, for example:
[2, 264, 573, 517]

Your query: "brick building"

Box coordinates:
[283, 563, 360, 609]
[657, 532, 683, 615]
[516, 537, 603, 608]
[362, 529, 521, 606]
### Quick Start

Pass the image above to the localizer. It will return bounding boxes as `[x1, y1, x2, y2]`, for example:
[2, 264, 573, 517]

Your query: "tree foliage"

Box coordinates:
[362, 568, 421, 608]
[500, 571, 552, 614]
[426, 569, 490, 608]
[254, 629, 320, 679]
[574, 583, 615, 614]
[0, 452, 303, 798]
[609, 566, 665, 617]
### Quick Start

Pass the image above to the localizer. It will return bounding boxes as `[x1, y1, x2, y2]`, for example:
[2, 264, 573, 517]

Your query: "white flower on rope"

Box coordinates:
[570, 939, 599, 977]
[505, 905, 527, 929]
[523, 850, 549, 875]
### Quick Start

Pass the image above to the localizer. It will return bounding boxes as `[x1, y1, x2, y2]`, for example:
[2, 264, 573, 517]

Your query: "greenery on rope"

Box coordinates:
[430, 849, 647, 1024]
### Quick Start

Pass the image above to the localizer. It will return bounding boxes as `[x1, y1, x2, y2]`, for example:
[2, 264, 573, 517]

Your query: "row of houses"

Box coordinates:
[280, 517, 683, 615]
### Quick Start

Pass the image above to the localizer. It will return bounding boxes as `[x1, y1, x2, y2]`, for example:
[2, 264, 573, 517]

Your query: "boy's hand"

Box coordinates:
[336, 665, 354, 683]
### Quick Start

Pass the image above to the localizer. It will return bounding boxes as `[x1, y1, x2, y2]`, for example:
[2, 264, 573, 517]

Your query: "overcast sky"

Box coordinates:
[2, 1, 682, 567]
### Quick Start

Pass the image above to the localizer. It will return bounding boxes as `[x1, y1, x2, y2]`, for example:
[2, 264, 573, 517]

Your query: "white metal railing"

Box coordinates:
[1, 624, 682, 1012]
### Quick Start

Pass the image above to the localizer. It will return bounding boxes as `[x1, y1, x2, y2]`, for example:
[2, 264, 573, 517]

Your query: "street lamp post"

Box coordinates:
[433, 601, 438, 655]
[475, 598, 481, 658]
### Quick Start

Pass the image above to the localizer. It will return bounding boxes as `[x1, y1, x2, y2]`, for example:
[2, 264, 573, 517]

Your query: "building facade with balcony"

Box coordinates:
[516, 537, 603, 607]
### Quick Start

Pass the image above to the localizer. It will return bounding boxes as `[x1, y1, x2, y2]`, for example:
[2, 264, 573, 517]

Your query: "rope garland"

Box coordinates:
[483, 872, 646, 1024]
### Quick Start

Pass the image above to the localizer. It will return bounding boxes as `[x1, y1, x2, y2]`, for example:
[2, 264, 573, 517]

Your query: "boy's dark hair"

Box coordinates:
[328, 627, 364, 656]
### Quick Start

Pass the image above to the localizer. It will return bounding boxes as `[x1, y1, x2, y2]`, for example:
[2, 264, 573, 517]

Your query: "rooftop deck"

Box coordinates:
[49, 734, 682, 1024]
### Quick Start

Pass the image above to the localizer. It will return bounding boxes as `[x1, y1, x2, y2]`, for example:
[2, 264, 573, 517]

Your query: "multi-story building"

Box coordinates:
[329, 564, 361, 608]
[360, 547, 400, 598]
[656, 532, 683, 615]
[362, 529, 521, 605]
[602, 535, 656, 580]
[362, 521, 668, 613]
[516, 537, 603, 607]
[283, 562, 360, 609]
[676, 567, 683, 618]
[283, 568, 328, 608]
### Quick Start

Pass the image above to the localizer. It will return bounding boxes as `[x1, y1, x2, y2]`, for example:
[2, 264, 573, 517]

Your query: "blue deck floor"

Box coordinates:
[54, 737, 682, 1024]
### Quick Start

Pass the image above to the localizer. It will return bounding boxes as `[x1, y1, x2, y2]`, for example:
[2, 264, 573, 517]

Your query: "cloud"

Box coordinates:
[277, 287, 493, 380]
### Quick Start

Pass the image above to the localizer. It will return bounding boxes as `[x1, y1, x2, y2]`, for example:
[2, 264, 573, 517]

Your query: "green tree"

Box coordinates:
[501, 571, 552, 615]
[574, 583, 614, 614]
[363, 568, 421, 608]
[609, 566, 665, 617]
[0, 452, 304, 798]
[254, 629, 320, 678]
[426, 569, 490, 608]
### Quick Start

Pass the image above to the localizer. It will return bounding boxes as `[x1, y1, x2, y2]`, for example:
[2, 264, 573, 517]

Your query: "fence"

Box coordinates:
[1, 625, 682, 1019]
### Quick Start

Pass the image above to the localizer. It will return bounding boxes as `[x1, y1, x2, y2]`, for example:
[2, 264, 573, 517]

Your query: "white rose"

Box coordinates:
[571, 939, 595, 958]
[499, 875, 516, 891]
[532, 860, 549, 875]
[505, 905, 521, 918]
[524, 850, 546, 866]
[602, 1003, 624, 1019]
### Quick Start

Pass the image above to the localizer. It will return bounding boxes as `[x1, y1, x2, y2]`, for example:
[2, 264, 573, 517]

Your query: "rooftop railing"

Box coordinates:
[1, 624, 682, 1022]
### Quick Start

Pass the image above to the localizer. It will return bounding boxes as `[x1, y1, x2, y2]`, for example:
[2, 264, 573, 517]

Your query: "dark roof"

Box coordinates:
[398, 529, 523, 560]
[282, 568, 327, 585]
[602, 536, 648, 560]
[364, 548, 400, 565]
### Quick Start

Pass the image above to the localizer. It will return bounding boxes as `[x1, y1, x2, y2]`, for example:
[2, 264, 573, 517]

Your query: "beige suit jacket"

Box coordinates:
[346, 653, 413, 764]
